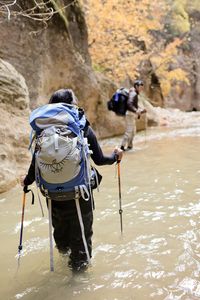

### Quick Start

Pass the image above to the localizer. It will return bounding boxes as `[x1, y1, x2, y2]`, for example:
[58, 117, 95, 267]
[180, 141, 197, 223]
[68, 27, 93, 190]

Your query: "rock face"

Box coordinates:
[163, 9, 200, 111]
[0, 2, 146, 193]
[139, 60, 164, 108]
[0, 3, 125, 193]
[0, 1, 121, 132]
[0, 59, 31, 193]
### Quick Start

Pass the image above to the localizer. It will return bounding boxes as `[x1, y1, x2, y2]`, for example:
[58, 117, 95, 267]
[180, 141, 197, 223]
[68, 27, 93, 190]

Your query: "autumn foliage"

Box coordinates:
[1, 0, 197, 98]
[82, 0, 190, 96]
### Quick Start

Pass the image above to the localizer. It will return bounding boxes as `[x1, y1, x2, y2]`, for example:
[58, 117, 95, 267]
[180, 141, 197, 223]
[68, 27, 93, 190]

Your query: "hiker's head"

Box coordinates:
[49, 89, 78, 105]
[133, 80, 144, 93]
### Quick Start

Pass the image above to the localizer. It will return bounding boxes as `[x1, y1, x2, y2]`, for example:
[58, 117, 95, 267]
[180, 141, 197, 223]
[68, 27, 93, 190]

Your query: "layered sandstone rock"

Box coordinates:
[0, 2, 147, 193]
[0, 59, 31, 193]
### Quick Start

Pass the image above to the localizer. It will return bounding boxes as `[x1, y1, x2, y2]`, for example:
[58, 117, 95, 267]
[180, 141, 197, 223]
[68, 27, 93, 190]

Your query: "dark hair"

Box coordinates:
[133, 80, 144, 88]
[49, 89, 77, 104]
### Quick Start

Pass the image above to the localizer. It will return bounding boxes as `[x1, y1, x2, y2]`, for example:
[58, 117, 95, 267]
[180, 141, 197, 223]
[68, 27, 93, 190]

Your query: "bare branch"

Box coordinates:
[0, 0, 78, 23]
[0, 0, 17, 20]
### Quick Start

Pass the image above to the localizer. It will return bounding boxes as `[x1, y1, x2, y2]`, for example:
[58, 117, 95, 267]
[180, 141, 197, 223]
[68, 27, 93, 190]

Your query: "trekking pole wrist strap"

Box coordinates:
[23, 186, 35, 205]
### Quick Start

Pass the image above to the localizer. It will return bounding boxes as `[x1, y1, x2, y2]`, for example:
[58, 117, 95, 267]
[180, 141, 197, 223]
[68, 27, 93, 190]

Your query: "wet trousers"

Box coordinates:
[51, 198, 93, 263]
[121, 112, 137, 149]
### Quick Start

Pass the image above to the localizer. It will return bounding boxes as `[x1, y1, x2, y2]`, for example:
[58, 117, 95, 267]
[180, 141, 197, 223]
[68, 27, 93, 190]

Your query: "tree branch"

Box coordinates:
[0, 0, 78, 23]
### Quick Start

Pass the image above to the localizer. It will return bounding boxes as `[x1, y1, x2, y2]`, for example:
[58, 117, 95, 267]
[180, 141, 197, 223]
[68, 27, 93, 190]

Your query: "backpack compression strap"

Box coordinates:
[75, 187, 91, 264]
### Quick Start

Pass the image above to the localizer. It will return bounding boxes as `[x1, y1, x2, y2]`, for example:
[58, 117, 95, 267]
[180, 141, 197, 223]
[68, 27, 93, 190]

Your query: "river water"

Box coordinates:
[1, 110, 200, 300]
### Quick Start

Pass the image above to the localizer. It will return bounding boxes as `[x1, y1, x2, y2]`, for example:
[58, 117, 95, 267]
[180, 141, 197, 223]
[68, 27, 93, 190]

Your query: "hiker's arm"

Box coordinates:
[86, 127, 117, 165]
[127, 89, 146, 116]
[23, 153, 36, 186]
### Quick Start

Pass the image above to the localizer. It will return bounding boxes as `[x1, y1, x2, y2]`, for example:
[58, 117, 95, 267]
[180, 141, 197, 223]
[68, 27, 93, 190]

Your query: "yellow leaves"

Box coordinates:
[150, 38, 182, 72]
[172, 14, 190, 34]
[167, 68, 189, 84]
[160, 81, 171, 97]
[168, 0, 190, 35]
[160, 68, 189, 97]
[86, 0, 167, 82]
[84, 0, 189, 97]
[149, 38, 189, 96]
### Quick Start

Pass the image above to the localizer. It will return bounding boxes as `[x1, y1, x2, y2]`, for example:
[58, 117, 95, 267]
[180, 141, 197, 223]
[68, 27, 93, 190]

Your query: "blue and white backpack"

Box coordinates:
[29, 102, 93, 200]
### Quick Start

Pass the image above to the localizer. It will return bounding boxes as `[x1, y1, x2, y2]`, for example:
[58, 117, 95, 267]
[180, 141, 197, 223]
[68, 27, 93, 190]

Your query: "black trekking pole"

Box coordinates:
[17, 187, 26, 267]
[117, 161, 123, 234]
[17, 186, 34, 269]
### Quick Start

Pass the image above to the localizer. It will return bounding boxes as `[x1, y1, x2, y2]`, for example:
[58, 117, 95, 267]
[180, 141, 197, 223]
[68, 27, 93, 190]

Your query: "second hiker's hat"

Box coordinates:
[134, 80, 144, 87]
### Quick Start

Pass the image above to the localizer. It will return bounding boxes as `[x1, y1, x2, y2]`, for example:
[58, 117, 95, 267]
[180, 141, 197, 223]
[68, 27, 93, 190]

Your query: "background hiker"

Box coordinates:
[120, 80, 146, 151]
[20, 88, 123, 272]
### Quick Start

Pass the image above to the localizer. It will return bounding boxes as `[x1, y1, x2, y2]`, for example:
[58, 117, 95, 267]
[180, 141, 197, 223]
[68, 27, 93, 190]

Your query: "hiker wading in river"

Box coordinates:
[120, 80, 146, 151]
[20, 88, 123, 272]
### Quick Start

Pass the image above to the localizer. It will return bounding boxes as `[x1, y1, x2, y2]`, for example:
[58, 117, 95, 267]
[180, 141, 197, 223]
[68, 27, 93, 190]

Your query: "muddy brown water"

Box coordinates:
[1, 120, 200, 300]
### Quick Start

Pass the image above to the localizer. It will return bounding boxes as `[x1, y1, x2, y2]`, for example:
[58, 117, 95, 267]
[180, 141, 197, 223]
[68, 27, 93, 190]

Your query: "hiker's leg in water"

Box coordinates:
[121, 112, 134, 149]
[69, 211, 93, 270]
[51, 202, 70, 254]
[127, 114, 136, 149]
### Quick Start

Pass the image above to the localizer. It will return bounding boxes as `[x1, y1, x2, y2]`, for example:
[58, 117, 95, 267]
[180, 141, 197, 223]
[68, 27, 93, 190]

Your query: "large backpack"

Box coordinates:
[29, 103, 93, 200]
[29, 102, 102, 270]
[107, 87, 129, 116]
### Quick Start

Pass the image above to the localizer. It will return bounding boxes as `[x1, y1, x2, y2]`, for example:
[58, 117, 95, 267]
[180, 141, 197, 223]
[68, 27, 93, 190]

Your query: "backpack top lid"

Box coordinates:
[30, 103, 86, 135]
[117, 87, 129, 96]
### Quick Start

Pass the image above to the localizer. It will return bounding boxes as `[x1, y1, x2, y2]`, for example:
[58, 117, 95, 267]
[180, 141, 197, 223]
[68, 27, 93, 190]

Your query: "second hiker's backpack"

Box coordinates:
[29, 103, 92, 200]
[107, 88, 129, 116]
